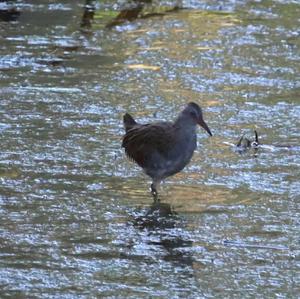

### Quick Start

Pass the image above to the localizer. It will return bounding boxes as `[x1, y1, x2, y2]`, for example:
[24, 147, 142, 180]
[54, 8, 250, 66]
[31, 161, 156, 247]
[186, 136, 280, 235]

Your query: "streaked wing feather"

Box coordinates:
[122, 123, 175, 166]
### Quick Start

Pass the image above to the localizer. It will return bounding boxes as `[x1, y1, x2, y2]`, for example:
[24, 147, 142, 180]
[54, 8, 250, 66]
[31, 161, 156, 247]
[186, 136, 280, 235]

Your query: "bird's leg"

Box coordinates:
[150, 183, 158, 198]
[150, 180, 160, 201]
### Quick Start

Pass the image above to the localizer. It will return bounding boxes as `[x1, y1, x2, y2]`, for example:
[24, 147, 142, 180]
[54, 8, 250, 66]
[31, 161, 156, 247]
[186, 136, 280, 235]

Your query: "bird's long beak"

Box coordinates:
[198, 118, 212, 136]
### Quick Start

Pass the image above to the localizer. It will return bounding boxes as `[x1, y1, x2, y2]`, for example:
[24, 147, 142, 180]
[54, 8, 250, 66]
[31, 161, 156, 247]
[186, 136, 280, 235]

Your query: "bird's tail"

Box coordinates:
[123, 113, 137, 132]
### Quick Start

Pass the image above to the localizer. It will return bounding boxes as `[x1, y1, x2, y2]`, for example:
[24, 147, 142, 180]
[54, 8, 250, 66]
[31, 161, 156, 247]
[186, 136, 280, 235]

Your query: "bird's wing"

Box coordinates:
[122, 123, 176, 166]
[236, 134, 245, 147]
[254, 130, 259, 143]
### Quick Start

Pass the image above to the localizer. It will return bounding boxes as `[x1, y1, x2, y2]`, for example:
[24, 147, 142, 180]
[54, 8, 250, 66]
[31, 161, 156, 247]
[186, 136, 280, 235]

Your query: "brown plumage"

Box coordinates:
[122, 102, 212, 197]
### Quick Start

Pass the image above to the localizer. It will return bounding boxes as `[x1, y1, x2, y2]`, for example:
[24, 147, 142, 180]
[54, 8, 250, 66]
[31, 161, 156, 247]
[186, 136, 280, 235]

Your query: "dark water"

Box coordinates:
[0, 1, 299, 298]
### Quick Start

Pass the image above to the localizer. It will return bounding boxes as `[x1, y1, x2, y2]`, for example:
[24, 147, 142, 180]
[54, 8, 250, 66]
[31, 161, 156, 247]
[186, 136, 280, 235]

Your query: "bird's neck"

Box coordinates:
[174, 115, 197, 131]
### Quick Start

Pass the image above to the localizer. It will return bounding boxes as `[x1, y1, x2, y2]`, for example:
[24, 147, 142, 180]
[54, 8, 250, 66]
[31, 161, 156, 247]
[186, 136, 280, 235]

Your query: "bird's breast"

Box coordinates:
[151, 132, 197, 178]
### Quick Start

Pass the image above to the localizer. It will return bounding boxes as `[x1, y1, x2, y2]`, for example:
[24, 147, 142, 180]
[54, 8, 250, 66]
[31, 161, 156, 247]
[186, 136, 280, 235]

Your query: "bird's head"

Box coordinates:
[183, 102, 212, 136]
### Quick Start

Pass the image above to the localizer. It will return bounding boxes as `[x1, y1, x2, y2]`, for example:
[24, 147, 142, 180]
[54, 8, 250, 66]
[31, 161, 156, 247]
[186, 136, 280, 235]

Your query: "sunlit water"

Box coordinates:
[0, 1, 299, 298]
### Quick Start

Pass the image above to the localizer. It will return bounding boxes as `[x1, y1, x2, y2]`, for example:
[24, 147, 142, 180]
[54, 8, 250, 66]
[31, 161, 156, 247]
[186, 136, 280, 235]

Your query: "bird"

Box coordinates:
[236, 130, 260, 151]
[122, 102, 212, 198]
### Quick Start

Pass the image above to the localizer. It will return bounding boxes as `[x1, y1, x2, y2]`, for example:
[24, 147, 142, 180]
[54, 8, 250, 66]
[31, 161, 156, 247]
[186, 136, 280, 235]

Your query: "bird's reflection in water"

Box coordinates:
[134, 201, 177, 229]
[133, 200, 194, 267]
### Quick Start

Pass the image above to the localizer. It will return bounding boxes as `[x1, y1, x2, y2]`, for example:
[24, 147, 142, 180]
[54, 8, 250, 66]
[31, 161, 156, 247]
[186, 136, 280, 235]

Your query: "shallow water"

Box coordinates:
[0, 0, 299, 298]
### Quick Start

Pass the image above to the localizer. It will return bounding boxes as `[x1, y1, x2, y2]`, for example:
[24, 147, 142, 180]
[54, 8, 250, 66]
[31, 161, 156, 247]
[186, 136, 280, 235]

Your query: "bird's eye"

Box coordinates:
[190, 111, 197, 119]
